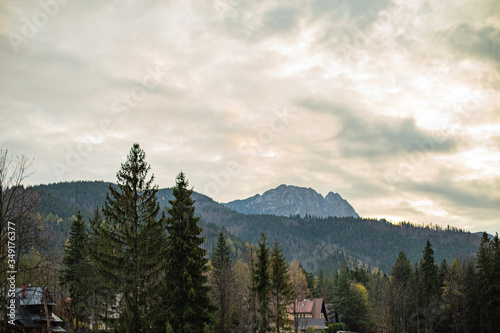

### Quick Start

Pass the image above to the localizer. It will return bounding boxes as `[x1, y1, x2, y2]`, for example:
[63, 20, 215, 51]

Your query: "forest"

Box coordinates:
[32, 181, 481, 274]
[1, 145, 499, 333]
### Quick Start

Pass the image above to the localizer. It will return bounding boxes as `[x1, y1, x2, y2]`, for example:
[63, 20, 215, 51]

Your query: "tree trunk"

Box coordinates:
[43, 289, 52, 333]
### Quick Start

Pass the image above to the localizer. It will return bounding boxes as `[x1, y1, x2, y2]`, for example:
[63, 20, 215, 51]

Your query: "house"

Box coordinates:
[288, 297, 329, 332]
[0, 285, 66, 333]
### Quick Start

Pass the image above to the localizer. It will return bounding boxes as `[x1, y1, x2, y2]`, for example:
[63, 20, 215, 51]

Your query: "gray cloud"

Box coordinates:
[296, 97, 457, 158]
[0, 0, 499, 234]
[448, 23, 500, 69]
[403, 172, 500, 221]
[261, 6, 300, 35]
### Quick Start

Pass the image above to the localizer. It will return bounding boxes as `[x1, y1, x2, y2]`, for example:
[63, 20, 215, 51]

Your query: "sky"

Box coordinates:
[1, 0, 499, 234]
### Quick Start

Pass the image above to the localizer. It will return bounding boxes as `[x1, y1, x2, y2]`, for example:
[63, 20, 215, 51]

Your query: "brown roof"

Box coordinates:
[295, 298, 314, 314]
[289, 298, 326, 317]
[312, 298, 324, 318]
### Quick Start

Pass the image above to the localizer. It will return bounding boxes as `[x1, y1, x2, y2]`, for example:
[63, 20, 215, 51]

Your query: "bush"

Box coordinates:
[328, 322, 347, 333]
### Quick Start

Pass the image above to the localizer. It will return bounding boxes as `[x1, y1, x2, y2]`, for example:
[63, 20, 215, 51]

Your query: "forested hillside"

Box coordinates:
[32, 181, 482, 273]
[32, 181, 248, 259]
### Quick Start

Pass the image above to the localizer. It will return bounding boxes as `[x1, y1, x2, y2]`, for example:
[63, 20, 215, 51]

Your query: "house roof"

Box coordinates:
[52, 324, 67, 332]
[15, 287, 55, 306]
[289, 298, 327, 318]
[293, 298, 314, 314]
[297, 318, 328, 330]
[16, 308, 40, 328]
[0, 287, 66, 332]
[312, 298, 324, 319]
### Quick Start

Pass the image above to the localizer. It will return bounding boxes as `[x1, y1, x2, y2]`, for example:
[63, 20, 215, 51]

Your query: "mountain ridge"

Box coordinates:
[223, 184, 359, 218]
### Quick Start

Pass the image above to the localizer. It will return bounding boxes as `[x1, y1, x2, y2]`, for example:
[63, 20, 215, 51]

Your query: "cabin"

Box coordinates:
[288, 297, 329, 332]
[1, 285, 66, 333]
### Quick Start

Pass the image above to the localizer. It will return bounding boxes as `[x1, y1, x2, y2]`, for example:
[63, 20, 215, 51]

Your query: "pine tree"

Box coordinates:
[164, 172, 213, 333]
[253, 233, 271, 333]
[270, 240, 293, 333]
[419, 240, 441, 333]
[60, 211, 91, 329]
[420, 240, 439, 305]
[88, 208, 118, 329]
[438, 258, 448, 288]
[476, 232, 500, 333]
[92, 143, 166, 333]
[211, 232, 234, 333]
[389, 251, 414, 333]
[491, 234, 500, 329]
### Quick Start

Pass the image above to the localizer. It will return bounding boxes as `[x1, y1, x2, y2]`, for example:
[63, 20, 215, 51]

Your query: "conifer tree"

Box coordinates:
[253, 233, 271, 333]
[389, 251, 413, 333]
[60, 211, 91, 328]
[270, 240, 293, 333]
[211, 232, 234, 333]
[420, 240, 438, 305]
[476, 232, 498, 333]
[332, 263, 370, 331]
[491, 234, 500, 329]
[88, 208, 118, 328]
[92, 143, 166, 333]
[419, 240, 441, 333]
[164, 172, 213, 333]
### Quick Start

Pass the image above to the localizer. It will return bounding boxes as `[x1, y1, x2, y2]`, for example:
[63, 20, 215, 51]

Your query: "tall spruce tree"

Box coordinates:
[270, 240, 293, 333]
[420, 240, 439, 305]
[253, 233, 271, 333]
[60, 211, 91, 329]
[93, 143, 166, 333]
[211, 232, 234, 333]
[419, 240, 441, 333]
[476, 232, 499, 333]
[164, 172, 213, 333]
[389, 251, 414, 333]
[88, 208, 119, 329]
[491, 234, 500, 329]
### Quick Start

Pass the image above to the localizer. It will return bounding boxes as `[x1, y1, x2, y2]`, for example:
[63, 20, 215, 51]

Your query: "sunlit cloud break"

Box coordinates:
[0, 0, 499, 234]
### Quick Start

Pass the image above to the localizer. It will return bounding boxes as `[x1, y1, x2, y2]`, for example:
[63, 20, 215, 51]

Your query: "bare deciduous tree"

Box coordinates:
[0, 149, 46, 331]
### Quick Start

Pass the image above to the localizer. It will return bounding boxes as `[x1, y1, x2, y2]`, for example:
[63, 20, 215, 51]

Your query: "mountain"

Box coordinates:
[223, 184, 359, 218]
[32, 181, 482, 273]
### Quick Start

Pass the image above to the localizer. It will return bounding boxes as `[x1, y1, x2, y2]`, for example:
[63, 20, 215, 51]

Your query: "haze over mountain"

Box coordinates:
[224, 185, 359, 218]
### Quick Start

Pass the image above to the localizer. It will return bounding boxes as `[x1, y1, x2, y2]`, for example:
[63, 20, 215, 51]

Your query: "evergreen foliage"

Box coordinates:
[87, 208, 118, 328]
[60, 211, 91, 326]
[331, 263, 370, 331]
[419, 240, 440, 332]
[420, 239, 439, 305]
[211, 232, 234, 333]
[164, 172, 213, 333]
[253, 233, 271, 333]
[270, 240, 293, 333]
[91, 143, 166, 332]
[388, 252, 413, 333]
[33, 180, 482, 274]
[476, 232, 500, 333]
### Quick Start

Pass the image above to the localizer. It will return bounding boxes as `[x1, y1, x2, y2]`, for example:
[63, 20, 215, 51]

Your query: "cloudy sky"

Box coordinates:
[1, 0, 499, 234]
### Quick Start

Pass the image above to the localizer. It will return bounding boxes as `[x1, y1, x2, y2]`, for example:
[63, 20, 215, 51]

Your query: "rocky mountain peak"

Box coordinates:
[223, 184, 359, 218]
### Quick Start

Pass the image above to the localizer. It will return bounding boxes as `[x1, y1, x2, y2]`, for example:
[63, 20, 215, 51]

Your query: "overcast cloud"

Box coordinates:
[1, 0, 499, 234]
